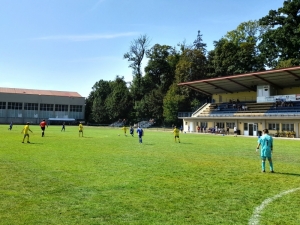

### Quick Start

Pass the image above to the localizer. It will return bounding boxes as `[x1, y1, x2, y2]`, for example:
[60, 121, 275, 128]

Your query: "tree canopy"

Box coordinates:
[85, 1, 300, 126]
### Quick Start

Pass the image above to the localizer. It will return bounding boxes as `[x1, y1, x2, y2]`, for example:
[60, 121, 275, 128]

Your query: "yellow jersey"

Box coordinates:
[23, 125, 30, 134]
[79, 124, 83, 131]
[173, 128, 180, 136]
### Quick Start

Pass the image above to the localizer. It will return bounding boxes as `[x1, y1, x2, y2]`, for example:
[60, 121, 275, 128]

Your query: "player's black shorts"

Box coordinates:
[175, 135, 179, 138]
[41, 127, 45, 131]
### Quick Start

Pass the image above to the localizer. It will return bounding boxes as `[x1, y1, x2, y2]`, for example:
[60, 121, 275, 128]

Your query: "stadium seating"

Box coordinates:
[197, 101, 300, 117]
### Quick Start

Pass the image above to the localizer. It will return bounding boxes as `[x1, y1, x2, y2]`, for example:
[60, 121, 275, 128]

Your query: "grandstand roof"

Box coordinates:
[0, 87, 83, 98]
[177, 66, 300, 95]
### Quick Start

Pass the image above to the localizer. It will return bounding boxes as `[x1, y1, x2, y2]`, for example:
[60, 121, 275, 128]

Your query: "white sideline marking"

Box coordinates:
[249, 187, 300, 225]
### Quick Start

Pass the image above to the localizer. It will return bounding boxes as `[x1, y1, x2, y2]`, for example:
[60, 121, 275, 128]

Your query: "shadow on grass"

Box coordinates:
[23, 142, 44, 145]
[275, 172, 300, 176]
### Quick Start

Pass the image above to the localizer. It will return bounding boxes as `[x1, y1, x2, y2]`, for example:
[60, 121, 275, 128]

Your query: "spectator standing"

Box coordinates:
[234, 126, 237, 137]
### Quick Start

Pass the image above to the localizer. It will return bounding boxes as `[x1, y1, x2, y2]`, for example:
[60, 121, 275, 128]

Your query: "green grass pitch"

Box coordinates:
[1, 125, 300, 224]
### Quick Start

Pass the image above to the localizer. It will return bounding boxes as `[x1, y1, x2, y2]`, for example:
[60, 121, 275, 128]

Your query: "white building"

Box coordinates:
[0, 87, 85, 124]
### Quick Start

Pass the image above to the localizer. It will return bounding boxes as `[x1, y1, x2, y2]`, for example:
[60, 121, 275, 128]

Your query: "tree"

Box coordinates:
[163, 83, 185, 125]
[124, 34, 150, 100]
[175, 48, 207, 83]
[208, 20, 266, 77]
[90, 80, 111, 123]
[144, 44, 178, 94]
[276, 59, 295, 69]
[105, 76, 132, 122]
[258, 0, 300, 68]
[224, 20, 266, 46]
[85, 92, 94, 122]
[144, 88, 164, 124]
[193, 30, 207, 54]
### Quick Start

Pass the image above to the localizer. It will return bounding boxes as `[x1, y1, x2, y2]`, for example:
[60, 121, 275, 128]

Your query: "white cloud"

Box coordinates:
[32, 32, 139, 42]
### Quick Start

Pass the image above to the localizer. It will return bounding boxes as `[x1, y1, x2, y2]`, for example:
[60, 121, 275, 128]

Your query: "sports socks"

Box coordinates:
[262, 161, 266, 171]
[269, 161, 274, 171]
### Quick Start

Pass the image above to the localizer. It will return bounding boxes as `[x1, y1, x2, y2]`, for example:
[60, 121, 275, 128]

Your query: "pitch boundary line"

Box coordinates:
[248, 187, 300, 225]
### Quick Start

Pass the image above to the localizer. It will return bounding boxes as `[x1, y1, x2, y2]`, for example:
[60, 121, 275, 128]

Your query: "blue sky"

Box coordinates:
[0, 0, 284, 98]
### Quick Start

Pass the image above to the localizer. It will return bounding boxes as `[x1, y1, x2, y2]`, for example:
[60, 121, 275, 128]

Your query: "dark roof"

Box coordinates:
[177, 66, 300, 95]
[0, 87, 83, 97]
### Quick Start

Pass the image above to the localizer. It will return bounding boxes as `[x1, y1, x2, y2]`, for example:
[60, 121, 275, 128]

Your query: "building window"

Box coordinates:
[40, 104, 53, 111]
[244, 123, 248, 131]
[24, 103, 38, 110]
[268, 123, 279, 131]
[8, 102, 22, 109]
[200, 122, 207, 128]
[282, 123, 294, 131]
[70, 105, 82, 112]
[55, 104, 68, 112]
[226, 122, 235, 129]
[0, 102, 6, 109]
[216, 122, 224, 128]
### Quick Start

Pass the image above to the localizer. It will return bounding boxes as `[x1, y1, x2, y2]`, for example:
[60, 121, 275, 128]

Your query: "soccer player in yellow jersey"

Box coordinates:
[21, 122, 33, 143]
[173, 126, 180, 143]
[121, 126, 127, 136]
[79, 122, 83, 137]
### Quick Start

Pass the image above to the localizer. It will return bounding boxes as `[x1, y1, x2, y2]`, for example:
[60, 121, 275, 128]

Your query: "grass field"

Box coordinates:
[1, 124, 300, 225]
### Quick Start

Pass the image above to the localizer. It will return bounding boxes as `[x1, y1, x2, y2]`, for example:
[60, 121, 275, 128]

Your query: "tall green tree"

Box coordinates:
[193, 30, 207, 54]
[124, 34, 150, 100]
[208, 20, 266, 77]
[144, 88, 164, 123]
[90, 80, 111, 123]
[173, 46, 208, 113]
[144, 44, 178, 94]
[258, 0, 300, 68]
[105, 76, 132, 122]
[163, 83, 185, 125]
[175, 48, 207, 83]
[224, 20, 267, 45]
[85, 92, 94, 122]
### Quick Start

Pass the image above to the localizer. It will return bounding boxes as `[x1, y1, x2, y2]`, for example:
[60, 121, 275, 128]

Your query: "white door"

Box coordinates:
[253, 123, 257, 136]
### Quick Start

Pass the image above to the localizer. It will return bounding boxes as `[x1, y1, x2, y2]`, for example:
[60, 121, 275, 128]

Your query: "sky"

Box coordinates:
[0, 0, 285, 98]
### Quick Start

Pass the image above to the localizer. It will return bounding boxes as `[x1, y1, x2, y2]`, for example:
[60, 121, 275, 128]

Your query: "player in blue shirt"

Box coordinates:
[256, 129, 274, 173]
[130, 126, 134, 137]
[136, 127, 143, 143]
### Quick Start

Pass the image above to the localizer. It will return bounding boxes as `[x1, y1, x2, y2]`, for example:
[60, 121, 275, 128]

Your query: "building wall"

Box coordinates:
[0, 92, 85, 124]
[277, 86, 300, 95]
[211, 87, 300, 104]
[182, 118, 300, 138]
[212, 92, 256, 103]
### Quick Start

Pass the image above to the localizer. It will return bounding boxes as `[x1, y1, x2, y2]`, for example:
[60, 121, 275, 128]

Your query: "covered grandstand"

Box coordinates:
[177, 66, 300, 138]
